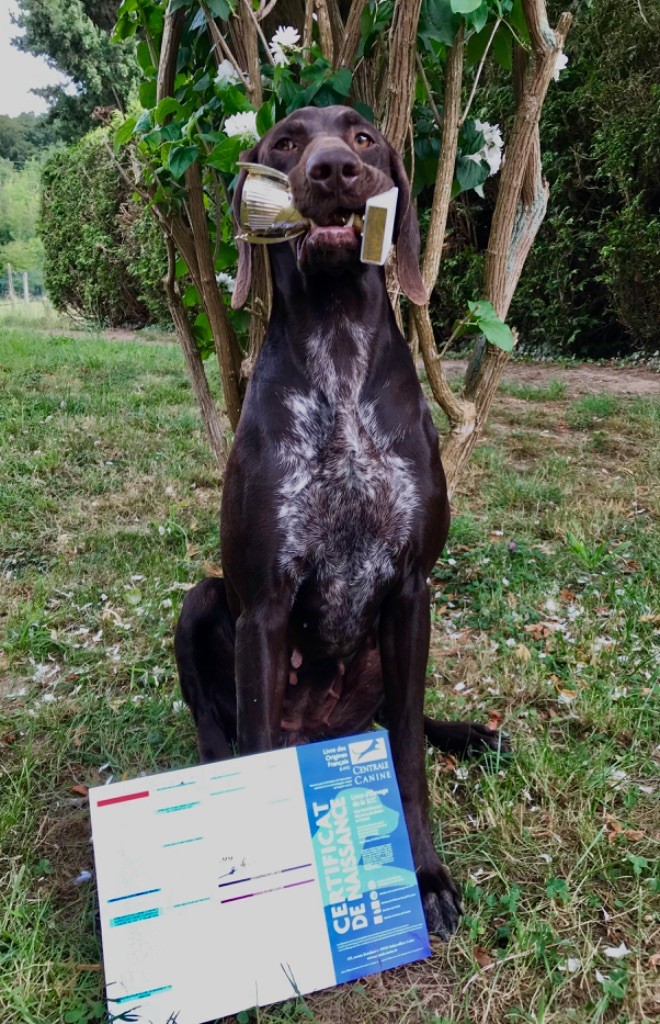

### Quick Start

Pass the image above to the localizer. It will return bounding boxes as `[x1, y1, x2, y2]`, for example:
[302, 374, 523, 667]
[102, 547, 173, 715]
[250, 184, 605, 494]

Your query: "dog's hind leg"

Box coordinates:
[423, 716, 511, 758]
[174, 577, 237, 763]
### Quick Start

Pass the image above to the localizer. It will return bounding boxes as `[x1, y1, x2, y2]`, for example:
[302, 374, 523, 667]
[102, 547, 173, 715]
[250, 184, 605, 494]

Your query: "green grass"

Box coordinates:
[1, 327, 658, 1024]
[0, 298, 68, 331]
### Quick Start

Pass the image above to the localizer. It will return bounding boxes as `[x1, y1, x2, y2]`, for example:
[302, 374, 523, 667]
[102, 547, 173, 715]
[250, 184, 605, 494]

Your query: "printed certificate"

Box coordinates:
[90, 731, 430, 1023]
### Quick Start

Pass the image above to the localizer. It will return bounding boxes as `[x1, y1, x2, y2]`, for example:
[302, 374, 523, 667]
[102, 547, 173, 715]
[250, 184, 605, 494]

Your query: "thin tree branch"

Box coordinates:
[415, 54, 442, 129]
[185, 161, 243, 430]
[201, 0, 253, 92]
[164, 236, 228, 476]
[459, 17, 501, 124]
[421, 25, 464, 293]
[257, 0, 279, 20]
[157, 6, 185, 103]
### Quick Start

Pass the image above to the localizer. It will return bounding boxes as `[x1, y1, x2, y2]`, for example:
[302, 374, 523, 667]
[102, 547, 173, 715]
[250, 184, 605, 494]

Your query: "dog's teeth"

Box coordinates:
[346, 213, 355, 227]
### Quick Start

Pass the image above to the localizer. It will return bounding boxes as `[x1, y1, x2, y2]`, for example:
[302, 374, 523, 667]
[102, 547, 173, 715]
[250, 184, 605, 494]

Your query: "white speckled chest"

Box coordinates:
[275, 325, 418, 652]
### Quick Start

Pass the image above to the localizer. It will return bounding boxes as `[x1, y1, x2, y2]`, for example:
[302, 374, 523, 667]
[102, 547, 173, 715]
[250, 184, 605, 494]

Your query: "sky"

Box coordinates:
[0, 0, 70, 116]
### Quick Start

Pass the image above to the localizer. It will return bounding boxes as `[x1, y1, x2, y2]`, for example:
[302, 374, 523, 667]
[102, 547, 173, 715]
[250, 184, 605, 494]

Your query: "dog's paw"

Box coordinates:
[460, 720, 512, 757]
[425, 717, 512, 758]
[418, 864, 462, 940]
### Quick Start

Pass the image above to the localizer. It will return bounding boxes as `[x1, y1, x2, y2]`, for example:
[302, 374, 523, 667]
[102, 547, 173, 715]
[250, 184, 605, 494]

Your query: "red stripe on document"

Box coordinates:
[97, 790, 150, 807]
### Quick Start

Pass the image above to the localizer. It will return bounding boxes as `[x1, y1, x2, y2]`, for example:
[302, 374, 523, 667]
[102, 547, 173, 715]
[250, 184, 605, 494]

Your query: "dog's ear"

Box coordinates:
[231, 142, 260, 309]
[388, 147, 428, 306]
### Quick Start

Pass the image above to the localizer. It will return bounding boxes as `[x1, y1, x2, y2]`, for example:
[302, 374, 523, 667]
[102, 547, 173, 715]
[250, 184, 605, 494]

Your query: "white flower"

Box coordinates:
[216, 272, 236, 293]
[216, 59, 241, 86]
[223, 111, 259, 142]
[269, 25, 301, 65]
[466, 119, 504, 177]
[553, 51, 569, 81]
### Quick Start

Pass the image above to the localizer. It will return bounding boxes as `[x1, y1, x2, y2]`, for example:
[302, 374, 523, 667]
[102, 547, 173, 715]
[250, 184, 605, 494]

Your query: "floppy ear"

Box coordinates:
[388, 147, 428, 306]
[231, 142, 260, 309]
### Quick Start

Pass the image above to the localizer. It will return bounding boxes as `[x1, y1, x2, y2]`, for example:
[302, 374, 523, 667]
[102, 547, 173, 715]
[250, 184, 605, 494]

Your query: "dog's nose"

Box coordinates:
[307, 147, 361, 193]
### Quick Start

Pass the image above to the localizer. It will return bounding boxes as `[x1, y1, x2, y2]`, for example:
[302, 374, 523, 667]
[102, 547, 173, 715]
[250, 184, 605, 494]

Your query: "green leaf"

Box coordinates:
[113, 115, 137, 151]
[135, 109, 152, 134]
[167, 144, 199, 179]
[207, 0, 232, 18]
[455, 154, 488, 194]
[459, 119, 486, 155]
[193, 311, 214, 358]
[450, 0, 483, 12]
[329, 67, 352, 97]
[545, 876, 569, 901]
[419, 0, 456, 49]
[206, 135, 244, 173]
[465, 19, 497, 66]
[353, 101, 375, 123]
[168, 0, 192, 12]
[468, 300, 515, 351]
[214, 241, 238, 271]
[465, 1, 489, 34]
[139, 80, 157, 109]
[256, 99, 275, 138]
[136, 40, 154, 73]
[492, 26, 513, 70]
[155, 96, 181, 125]
[508, 0, 530, 42]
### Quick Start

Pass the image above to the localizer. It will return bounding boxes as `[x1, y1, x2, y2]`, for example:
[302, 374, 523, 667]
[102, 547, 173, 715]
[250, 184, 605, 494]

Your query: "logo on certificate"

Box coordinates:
[348, 737, 387, 765]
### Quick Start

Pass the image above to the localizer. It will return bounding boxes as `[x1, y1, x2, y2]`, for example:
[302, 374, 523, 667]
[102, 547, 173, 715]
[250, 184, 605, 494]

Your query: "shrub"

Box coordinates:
[40, 127, 168, 327]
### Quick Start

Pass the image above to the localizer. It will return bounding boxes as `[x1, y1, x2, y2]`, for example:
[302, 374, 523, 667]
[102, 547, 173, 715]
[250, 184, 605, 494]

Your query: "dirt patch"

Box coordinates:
[443, 358, 659, 398]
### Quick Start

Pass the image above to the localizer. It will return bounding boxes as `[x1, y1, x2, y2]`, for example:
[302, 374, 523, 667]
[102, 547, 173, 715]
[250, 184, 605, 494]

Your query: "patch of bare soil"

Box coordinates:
[443, 358, 659, 397]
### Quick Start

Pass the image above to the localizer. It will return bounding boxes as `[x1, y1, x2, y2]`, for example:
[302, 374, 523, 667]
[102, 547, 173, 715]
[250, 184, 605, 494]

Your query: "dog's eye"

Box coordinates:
[274, 138, 296, 152]
[355, 132, 373, 149]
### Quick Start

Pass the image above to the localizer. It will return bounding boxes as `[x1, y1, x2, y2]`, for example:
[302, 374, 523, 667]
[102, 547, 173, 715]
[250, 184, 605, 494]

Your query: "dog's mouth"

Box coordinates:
[295, 209, 364, 266]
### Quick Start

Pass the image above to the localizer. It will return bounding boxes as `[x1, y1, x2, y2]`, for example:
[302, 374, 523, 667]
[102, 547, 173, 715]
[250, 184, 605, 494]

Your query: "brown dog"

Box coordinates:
[175, 105, 506, 938]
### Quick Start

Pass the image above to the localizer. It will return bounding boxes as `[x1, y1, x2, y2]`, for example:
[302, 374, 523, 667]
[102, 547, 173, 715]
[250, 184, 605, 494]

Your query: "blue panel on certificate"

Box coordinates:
[296, 732, 431, 982]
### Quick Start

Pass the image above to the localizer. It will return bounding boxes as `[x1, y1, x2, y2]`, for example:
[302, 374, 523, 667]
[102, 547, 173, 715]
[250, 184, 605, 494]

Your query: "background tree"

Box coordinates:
[112, 0, 571, 492]
[12, 0, 138, 141]
[0, 112, 56, 167]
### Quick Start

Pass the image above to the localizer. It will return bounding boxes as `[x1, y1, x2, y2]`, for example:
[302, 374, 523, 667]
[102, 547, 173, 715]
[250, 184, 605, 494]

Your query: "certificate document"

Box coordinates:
[90, 731, 431, 1023]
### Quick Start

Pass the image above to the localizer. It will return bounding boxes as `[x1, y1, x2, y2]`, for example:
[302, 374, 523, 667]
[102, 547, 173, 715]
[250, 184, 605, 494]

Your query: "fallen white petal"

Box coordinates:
[603, 942, 630, 959]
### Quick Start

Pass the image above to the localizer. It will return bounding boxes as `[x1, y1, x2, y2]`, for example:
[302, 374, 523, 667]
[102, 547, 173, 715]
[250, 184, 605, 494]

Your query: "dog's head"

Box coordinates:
[231, 105, 427, 308]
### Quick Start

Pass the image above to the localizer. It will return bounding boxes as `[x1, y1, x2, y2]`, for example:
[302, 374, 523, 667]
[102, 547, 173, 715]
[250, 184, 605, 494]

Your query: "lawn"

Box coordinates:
[0, 327, 658, 1024]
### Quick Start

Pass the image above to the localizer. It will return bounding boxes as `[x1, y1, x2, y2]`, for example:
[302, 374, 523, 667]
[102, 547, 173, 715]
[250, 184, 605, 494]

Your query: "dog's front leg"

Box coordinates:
[235, 601, 289, 754]
[379, 574, 462, 939]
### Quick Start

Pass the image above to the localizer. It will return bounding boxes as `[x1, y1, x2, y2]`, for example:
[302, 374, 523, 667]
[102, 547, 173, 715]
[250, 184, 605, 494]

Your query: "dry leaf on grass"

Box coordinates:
[487, 710, 504, 731]
[525, 622, 553, 639]
[515, 643, 532, 661]
[473, 946, 494, 970]
[604, 813, 645, 843]
[69, 784, 89, 797]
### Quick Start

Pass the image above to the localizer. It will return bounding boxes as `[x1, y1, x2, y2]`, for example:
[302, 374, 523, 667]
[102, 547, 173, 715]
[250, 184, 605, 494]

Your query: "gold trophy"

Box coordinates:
[237, 162, 309, 243]
[236, 161, 398, 266]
